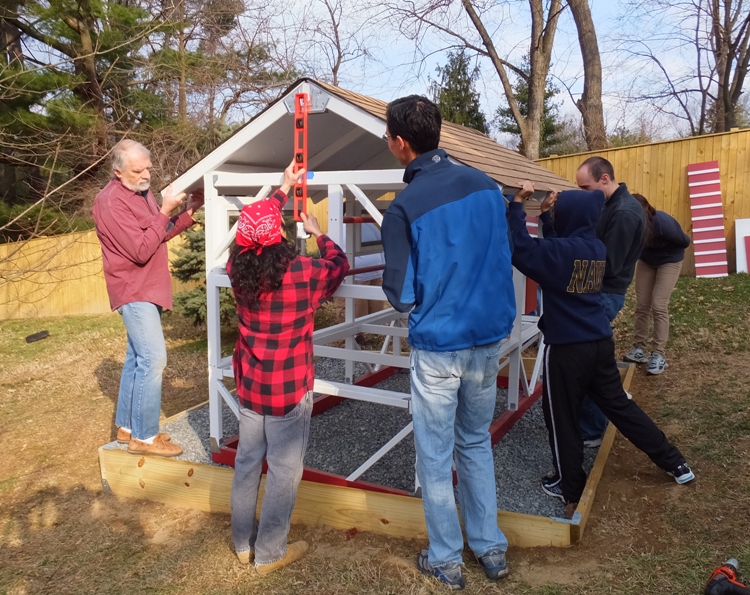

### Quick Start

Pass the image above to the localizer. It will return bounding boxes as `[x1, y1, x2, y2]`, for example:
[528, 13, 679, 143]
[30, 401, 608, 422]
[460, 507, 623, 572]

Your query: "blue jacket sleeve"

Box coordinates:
[507, 202, 560, 284]
[381, 209, 415, 312]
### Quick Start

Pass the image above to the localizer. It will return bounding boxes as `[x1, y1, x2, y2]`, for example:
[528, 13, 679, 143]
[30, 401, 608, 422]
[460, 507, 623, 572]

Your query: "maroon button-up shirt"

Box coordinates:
[228, 190, 349, 416]
[92, 178, 195, 311]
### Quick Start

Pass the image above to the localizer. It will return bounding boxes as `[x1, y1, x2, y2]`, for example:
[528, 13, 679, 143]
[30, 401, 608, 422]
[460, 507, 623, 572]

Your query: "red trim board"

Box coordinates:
[687, 161, 728, 278]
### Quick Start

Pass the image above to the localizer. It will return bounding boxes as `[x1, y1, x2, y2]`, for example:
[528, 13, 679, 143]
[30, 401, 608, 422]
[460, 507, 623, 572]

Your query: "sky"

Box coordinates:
[268, 0, 692, 143]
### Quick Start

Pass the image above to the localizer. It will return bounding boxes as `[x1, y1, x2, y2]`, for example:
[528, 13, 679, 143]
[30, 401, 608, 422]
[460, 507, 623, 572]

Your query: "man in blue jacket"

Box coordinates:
[508, 181, 694, 516]
[381, 95, 516, 590]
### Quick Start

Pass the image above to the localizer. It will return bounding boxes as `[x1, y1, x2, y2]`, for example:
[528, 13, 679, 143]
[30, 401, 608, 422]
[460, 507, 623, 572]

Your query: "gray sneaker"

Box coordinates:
[624, 345, 649, 364]
[477, 548, 509, 580]
[416, 549, 465, 590]
[647, 352, 668, 375]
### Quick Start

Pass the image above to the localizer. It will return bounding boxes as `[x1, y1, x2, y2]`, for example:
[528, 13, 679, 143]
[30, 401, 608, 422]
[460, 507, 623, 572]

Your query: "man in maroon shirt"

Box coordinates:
[93, 139, 204, 457]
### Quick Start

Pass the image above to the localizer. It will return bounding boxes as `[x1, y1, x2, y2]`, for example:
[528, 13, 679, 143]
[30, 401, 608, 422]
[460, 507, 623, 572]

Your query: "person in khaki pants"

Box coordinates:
[624, 194, 691, 375]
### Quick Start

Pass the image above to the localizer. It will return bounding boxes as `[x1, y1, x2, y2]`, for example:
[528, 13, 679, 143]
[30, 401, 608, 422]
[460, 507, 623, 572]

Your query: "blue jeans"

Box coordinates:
[231, 392, 312, 565]
[579, 292, 626, 440]
[116, 302, 166, 440]
[410, 341, 507, 568]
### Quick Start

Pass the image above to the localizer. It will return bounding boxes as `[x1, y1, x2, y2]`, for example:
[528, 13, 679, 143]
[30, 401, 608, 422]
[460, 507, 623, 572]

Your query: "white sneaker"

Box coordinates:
[624, 345, 649, 364]
[647, 352, 668, 375]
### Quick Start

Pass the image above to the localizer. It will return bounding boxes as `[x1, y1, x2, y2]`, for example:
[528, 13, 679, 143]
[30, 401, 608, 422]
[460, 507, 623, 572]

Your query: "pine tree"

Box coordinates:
[495, 57, 567, 157]
[170, 212, 236, 326]
[430, 51, 489, 133]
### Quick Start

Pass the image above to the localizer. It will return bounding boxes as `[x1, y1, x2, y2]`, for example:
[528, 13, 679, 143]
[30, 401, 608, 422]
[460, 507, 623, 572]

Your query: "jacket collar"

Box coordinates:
[403, 149, 449, 184]
[606, 182, 629, 205]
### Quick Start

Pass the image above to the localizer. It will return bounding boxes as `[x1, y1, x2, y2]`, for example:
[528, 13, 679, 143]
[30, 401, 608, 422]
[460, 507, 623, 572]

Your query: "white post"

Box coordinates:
[506, 266, 527, 411]
[204, 173, 225, 452]
[344, 190, 356, 383]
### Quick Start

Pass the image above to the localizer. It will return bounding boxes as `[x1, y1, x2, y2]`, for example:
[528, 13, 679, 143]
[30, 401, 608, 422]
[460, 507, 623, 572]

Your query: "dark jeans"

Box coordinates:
[579, 292, 626, 440]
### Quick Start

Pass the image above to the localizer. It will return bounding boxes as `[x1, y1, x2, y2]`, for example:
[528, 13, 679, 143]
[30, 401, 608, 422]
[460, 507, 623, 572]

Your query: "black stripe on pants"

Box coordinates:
[542, 338, 686, 504]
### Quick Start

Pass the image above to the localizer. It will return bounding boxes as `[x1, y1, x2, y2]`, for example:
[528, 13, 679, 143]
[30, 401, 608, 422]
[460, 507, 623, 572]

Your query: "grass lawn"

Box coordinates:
[1, 277, 750, 594]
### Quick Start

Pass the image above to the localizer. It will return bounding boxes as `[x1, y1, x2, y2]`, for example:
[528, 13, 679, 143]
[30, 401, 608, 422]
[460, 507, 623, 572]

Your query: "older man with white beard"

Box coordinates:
[93, 139, 204, 457]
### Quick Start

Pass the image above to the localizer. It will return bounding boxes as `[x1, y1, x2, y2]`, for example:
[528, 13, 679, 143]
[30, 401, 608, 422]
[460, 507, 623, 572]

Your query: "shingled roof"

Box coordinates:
[168, 78, 577, 204]
[315, 80, 577, 194]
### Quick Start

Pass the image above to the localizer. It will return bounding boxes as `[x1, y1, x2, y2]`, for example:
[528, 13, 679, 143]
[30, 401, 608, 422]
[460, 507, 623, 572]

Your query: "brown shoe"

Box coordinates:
[127, 434, 183, 457]
[117, 428, 171, 444]
[236, 549, 254, 564]
[255, 541, 309, 575]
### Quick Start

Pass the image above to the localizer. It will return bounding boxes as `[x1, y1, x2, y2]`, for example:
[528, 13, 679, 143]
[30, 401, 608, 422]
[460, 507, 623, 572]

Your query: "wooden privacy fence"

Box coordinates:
[536, 128, 750, 276]
[0, 230, 190, 320]
[6, 129, 748, 320]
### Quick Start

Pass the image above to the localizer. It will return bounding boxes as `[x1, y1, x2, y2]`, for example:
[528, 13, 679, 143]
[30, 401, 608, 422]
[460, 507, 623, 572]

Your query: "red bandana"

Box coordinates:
[236, 199, 283, 254]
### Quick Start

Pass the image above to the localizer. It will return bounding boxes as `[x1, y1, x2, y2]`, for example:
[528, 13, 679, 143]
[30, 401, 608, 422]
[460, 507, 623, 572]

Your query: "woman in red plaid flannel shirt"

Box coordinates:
[227, 162, 349, 574]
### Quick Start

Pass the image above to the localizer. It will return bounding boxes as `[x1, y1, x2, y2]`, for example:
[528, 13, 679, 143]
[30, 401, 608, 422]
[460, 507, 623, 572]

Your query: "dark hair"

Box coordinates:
[579, 156, 615, 182]
[386, 95, 441, 155]
[227, 240, 299, 308]
[633, 193, 655, 246]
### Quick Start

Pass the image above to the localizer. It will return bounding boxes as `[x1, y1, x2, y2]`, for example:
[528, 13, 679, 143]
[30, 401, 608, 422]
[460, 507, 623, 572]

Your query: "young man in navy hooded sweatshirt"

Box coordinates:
[507, 182, 695, 517]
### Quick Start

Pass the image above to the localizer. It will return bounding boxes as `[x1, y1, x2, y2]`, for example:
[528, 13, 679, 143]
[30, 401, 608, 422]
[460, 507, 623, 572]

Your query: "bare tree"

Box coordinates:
[375, 0, 565, 160]
[619, 0, 750, 135]
[566, 0, 607, 150]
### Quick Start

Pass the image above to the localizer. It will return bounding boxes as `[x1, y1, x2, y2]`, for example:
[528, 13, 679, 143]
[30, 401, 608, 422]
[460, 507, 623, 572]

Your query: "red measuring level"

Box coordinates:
[293, 93, 309, 221]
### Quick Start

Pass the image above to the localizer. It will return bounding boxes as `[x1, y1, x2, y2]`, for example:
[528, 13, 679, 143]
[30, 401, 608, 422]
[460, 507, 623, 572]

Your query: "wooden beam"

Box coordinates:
[98, 361, 634, 549]
[99, 446, 572, 547]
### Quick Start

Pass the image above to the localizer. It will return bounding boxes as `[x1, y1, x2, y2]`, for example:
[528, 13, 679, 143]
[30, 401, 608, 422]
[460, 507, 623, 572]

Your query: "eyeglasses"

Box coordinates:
[382, 133, 391, 143]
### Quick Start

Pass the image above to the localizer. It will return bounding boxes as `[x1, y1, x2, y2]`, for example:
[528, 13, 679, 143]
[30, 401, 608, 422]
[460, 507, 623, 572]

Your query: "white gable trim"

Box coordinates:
[168, 99, 290, 195]
[166, 81, 388, 195]
[323, 93, 387, 139]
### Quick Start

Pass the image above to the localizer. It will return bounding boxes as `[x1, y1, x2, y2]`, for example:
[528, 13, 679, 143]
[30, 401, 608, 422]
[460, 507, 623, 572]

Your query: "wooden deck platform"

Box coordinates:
[98, 364, 634, 548]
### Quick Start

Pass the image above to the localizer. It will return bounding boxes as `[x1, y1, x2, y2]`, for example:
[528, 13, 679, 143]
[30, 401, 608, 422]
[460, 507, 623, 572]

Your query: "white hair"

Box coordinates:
[112, 139, 150, 174]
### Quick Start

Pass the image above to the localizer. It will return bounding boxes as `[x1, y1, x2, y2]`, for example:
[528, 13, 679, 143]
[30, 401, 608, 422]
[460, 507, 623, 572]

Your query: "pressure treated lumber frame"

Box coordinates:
[98, 364, 634, 548]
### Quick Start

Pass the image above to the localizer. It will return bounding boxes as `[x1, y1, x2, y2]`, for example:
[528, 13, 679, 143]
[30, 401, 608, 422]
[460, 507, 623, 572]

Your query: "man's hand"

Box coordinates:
[280, 159, 306, 195]
[540, 190, 559, 214]
[160, 184, 185, 216]
[186, 189, 205, 216]
[513, 180, 535, 203]
[300, 212, 323, 238]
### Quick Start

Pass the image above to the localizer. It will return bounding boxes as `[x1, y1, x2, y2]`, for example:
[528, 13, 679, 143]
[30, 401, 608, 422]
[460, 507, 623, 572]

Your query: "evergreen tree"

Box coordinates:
[171, 212, 236, 326]
[495, 57, 566, 157]
[430, 51, 489, 133]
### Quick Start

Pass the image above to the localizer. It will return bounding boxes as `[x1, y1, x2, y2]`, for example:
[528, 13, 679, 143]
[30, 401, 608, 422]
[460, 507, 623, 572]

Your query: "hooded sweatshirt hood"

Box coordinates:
[552, 189, 605, 239]
[507, 191, 612, 345]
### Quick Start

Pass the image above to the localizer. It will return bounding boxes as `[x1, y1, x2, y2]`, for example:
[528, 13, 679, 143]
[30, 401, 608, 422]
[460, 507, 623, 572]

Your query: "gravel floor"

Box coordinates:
[107, 357, 600, 518]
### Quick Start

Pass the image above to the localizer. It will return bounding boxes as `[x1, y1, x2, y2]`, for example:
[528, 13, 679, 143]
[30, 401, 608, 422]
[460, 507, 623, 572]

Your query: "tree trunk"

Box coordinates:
[568, 0, 608, 150]
[524, 0, 562, 160]
[178, 0, 187, 124]
[461, 0, 561, 160]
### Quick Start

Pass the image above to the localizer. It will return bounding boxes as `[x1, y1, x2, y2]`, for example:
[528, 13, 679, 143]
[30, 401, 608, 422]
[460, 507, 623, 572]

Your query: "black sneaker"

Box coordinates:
[416, 549, 465, 590]
[477, 548, 509, 580]
[541, 472, 565, 502]
[668, 463, 695, 484]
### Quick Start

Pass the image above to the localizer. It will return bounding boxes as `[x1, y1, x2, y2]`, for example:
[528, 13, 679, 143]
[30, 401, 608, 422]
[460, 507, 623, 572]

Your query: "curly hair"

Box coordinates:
[227, 240, 299, 308]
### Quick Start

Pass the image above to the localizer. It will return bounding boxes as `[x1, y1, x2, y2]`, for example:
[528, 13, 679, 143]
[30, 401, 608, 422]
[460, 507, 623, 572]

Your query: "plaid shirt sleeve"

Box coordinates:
[269, 188, 289, 210]
[309, 234, 350, 309]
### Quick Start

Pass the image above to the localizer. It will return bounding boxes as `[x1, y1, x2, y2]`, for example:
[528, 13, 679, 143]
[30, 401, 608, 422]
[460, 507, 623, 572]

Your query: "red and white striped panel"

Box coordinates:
[687, 160, 728, 278]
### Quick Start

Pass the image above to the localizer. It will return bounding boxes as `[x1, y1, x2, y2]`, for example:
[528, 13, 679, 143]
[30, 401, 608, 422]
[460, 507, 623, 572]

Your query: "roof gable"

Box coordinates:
[168, 78, 576, 201]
